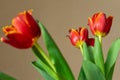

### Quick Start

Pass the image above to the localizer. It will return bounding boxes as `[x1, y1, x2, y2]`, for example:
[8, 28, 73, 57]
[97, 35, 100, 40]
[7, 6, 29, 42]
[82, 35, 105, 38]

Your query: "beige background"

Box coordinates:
[0, 0, 120, 80]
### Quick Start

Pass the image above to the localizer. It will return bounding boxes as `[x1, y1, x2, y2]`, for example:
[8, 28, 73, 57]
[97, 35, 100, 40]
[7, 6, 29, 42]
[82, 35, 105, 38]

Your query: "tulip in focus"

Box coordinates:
[68, 27, 94, 48]
[88, 12, 113, 37]
[1, 10, 41, 49]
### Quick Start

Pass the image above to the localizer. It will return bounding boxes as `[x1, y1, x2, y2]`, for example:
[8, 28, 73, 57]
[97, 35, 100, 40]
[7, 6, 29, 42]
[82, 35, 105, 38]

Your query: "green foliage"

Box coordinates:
[32, 61, 59, 80]
[30, 21, 75, 80]
[78, 37, 120, 80]
[82, 42, 91, 61]
[105, 39, 120, 80]
[0, 72, 16, 80]
[82, 60, 105, 80]
[78, 67, 87, 80]
[94, 37, 105, 75]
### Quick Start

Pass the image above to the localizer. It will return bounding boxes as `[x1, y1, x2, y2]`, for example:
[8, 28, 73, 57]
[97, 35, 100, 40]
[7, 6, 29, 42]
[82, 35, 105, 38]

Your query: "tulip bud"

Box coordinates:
[68, 27, 94, 48]
[88, 12, 113, 37]
[1, 10, 41, 49]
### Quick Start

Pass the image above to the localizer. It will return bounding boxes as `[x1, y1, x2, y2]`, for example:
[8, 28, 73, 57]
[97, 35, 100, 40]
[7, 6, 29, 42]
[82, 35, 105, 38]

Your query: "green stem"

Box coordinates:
[98, 35, 102, 44]
[79, 45, 84, 56]
[33, 42, 57, 72]
[79, 43, 91, 61]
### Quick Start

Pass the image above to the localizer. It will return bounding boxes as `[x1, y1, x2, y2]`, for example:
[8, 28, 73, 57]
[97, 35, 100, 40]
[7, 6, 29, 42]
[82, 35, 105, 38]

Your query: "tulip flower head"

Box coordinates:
[68, 27, 94, 48]
[1, 10, 41, 49]
[88, 12, 113, 38]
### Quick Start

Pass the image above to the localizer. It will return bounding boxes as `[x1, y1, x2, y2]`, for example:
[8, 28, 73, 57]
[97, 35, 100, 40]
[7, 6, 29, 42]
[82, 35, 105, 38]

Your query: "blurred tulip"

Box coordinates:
[1, 10, 41, 49]
[88, 12, 113, 37]
[68, 27, 94, 48]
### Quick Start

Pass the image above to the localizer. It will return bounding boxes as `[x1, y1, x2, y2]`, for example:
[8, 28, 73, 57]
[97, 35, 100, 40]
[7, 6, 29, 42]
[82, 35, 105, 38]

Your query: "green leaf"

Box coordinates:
[78, 44, 94, 80]
[106, 65, 115, 80]
[0, 72, 16, 80]
[32, 43, 56, 72]
[82, 60, 105, 80]
[78, 67, 87, 80]
[105, 39, 120, 79]
[88, 46, 94, 62]
[94, 37, 105, 75]
[38, 21, 74, 80]
[32, 61, 59, 80]
[82, 42, 91, 61]
[32, 45, 50, 68]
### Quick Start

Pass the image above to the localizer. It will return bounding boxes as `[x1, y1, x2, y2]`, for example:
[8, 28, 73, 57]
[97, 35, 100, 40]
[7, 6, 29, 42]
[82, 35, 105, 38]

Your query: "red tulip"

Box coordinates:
[68, 27, 94, 48]
[88, 12, 113, 37]
[1, 10, 41, 49]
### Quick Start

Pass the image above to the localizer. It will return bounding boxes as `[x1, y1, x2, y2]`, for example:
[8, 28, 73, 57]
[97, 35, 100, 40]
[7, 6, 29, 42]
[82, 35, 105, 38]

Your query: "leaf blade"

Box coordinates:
[78, 67, 87, 80]
[32, 61, 59, 80]
[105, 39, 120, 79]
[94, 37, 105, 75]
[0, 72, 16, 80]
[83, 60, 105, 80]
[38, 21, 74, 80]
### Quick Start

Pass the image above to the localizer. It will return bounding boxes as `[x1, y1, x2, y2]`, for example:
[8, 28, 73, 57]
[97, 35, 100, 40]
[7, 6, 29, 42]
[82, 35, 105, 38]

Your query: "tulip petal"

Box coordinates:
[87, 38, 94, 46]
[12, 11, 40, 38]
[2, 26, 17, 35]
[92, 13, 99, 23]
[69, 29, 79, 46]
[88, 17, 95, 35]
[12, 14, 28, 32]
[79, 27, 88, 41]
[94, 13, 106, 32]
[1, 33, 33, 49]
[25, 11, 41, 37]
[104, 16, 113, 34]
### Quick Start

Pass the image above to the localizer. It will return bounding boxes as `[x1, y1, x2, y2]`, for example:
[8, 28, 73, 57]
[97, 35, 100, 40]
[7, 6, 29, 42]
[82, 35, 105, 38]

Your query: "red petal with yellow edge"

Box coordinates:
[88, 17, 95, 35]
[79, 27, 88, 41]
[2, 26, 17, 35]
[69, 29, 79, 46]
[94, 13, 106, 32]
[12, 14, 33, 38]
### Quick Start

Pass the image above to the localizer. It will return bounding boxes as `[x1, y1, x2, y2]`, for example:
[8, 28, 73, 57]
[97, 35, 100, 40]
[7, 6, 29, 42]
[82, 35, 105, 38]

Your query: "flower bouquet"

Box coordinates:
[0, 10, 120, 80]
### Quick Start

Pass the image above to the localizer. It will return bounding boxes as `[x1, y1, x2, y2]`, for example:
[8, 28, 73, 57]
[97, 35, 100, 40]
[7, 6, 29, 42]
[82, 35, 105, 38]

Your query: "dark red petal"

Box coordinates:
[3, 33, 33, 49]
[104, 16, 113, 34]
[25, 11, 41, 37]
[87, 38, 95, 46]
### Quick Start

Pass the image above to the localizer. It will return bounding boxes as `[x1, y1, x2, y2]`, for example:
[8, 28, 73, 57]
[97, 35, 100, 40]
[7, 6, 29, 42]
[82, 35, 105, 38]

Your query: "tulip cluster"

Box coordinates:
[1, 10, 120, 80]
[68, 12, 113, 48]
[67, 12, 120, 80]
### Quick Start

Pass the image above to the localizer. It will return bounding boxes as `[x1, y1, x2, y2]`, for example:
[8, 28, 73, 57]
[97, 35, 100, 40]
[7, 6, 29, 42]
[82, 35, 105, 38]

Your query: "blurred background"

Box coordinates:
[0, 0, 120, 80]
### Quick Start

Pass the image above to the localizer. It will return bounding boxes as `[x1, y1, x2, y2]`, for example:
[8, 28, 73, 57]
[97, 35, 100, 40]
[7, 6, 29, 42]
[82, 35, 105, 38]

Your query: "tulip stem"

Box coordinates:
[98, 36, 102, 44]
[32, 42, 56, 72]
[79, 45, 84, 56]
